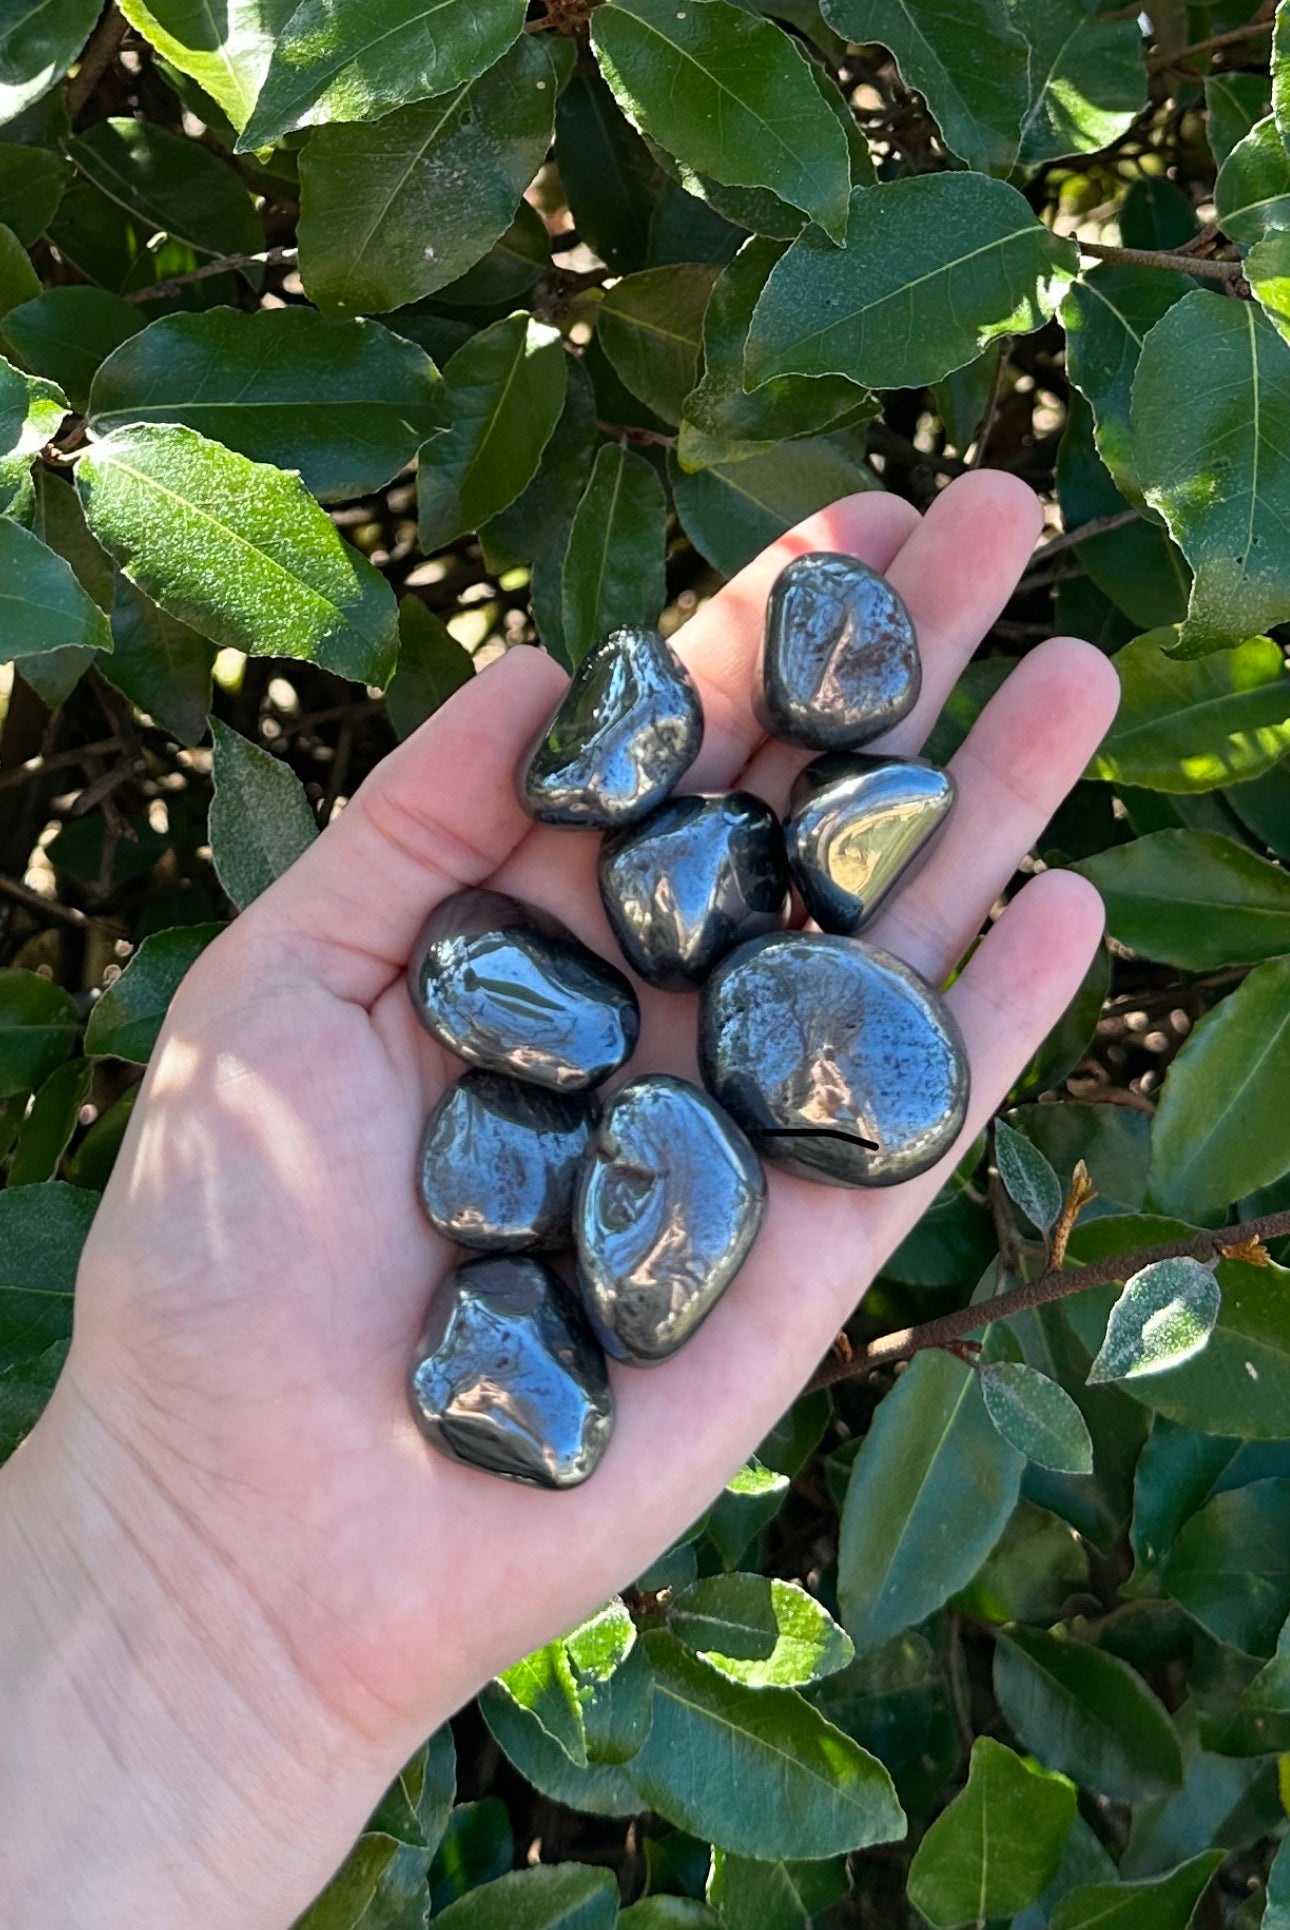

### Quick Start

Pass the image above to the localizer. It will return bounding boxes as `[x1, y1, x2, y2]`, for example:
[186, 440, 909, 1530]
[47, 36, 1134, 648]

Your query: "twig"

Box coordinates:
[967, 341, 1009, 470]
[1027, 506, 1141, 566]
[596, 419, 676, 449]
[1146, 16, 1275, 74]
[0, 736, 123, 790]
[123, 246, 299, 305]
[66, 6, 129, 119]
[0, 873, 103, 927]
[807, 1207, 1290, 1391]
[1048, 1161, 1096, 1272]
[1079, 240, 1240, 285]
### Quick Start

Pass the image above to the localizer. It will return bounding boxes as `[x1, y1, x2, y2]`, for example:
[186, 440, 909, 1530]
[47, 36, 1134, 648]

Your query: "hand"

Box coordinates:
[0, 471, 1119, 1928]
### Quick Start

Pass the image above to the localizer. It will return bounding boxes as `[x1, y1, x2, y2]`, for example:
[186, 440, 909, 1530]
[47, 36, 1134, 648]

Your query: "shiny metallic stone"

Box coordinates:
[757, 552, 920, 752]
[418, 1070, 598, 1251]
[575, 1075, 766, 1366]
[408, 888, 640, 1093]
[698, 932, 969, 1188]
[409, 1254, 613, 1489]
[520, 625, 704, 828]
[784, 753, 955, 935]
[598, 791, 789, 991]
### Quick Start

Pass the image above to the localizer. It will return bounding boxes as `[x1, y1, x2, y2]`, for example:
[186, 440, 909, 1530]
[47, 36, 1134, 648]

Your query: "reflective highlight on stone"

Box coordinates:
[698, 932, 968, 1188]
[409, 1254, 613, 1489]
[418, 1070, 598, 1251]
[598, 791, 789, 991]
[408, 888, 639, 1092]
[521, 625, 704, 828]
[757, 552, 920, 752]
[784, 753, 955, 934]
[575, 1075, 766, 1365]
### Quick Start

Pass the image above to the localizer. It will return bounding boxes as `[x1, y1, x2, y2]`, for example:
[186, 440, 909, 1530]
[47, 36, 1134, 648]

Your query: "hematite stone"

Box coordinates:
[698, 932, 968, 1188]
[757, 552, 920, 752]
[575, 1074, 766, 1365]
[784, 753, 955, 935]
[520, 625, 704, 828]
[418, 1070, 598, 1251]
[409, 1254, 613, 1489]
[597, 791, 789, 991]
[408, 887, 639, 1092]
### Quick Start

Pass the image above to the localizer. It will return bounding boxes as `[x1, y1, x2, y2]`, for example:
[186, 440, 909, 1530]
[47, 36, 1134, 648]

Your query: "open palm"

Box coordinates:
[50, 471, 1117, 1898]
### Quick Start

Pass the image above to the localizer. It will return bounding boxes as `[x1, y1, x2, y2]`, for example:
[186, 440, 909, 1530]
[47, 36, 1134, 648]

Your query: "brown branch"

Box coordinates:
[807, 1207, 1290, 1392]
[66, 6, 128, 119]
[1146, 16, 1275, 74]
[1027, 505, 1141, 567]
[596, 419, 676, 449]
[0, 873, 111, 928]
[1079, 240, 1241, 284]
[0, 735, 123, 791]
[967, 341, 1009, 471]
[123, 246, 299, 305]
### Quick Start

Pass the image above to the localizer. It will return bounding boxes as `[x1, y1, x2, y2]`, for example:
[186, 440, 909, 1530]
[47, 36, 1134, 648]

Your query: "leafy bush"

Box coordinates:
[7, 1, 1290, 1925]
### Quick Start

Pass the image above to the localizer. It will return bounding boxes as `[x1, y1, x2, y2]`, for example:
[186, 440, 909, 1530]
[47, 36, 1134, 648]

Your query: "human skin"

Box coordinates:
[0, 471, 1120, 1927]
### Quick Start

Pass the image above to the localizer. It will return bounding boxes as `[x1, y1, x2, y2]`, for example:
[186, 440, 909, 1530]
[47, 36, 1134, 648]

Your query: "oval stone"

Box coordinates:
[575, 1074, 766, 1366]
[520, 625, 704, 828]
[698, 932, 969, 1188]
[757, 551, 920, 752]
[598, 791, 789, 991]
[408, 888, 639, 1092]
[418, 1070, 598, 1251]
[784, 752, 955, 934]
[409, 1254, 613, 1489]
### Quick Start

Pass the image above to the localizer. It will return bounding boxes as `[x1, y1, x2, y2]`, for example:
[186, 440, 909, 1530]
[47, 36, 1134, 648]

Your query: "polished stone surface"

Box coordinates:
[418, 1070, 598, 1251]
[757, 552, 920, 752]
[575, 1075, 766, 1365]
[408, 888, 639, 1092]
[784, 753, 955, 934]
[521, 625, 704, 828]
[409, 1254, 613, 1489]
[598, 791, 789, 991]
[698, 932, 968, 1187]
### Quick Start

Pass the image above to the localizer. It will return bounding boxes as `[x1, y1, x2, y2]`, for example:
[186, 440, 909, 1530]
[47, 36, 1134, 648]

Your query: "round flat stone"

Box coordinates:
[757, 551, 920, 752]
[408, 887, 639, 1092]
[520, 625, 704, 828]
[784, 752, 956, 934]
[409, 1254, 613, 1489]
[698, 932, 968, 1188]
[418, 1070, 598, 1251]
[598, 791, 789, 991]
[575, 1074, 766, 1366]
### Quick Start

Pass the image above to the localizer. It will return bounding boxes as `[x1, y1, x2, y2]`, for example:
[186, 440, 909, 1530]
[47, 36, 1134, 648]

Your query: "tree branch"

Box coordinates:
[1079, 240, 1241, 285]
[1146, 15, 1274, 75]
[66, 5, 128, 120]
[123, 246, 299, 305]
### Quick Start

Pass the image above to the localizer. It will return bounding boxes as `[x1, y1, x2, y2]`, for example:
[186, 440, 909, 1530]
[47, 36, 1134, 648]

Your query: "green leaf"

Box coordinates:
[428, 1801, 514, 1917]
[621, 1903, 718, 1928]
[496, 1643, 587, 1767]
[561, 441, 667, 666]
[995, 1116, 1063, 1232]
[118, 0, 298, 131]
[0, 143, 69, 244]
[433, 1865, 618, 1930]
[0, 519, 112, 664]
[0, 350, 68, 513]
[907, 1737, 1076, 1928]
[0, 0, 101, 122]
[819, 0, 1028, 174]
[980, 1363, 1094, 1475]
[668, 1574, 854, 1688]
[1011, 0, 1146, 169]
[596, 263, 719, 425]
[1076, 830, 1290, 969]
[208, 717, 318, 910]
[1269, 1834, 1290, 1930]
[1163, 1478, 1290, 1655]
[88, 309, 446, 502]
[385, 596, 472, 741]
[297, 33, 568, 318]
[706, 1851, 848, 1930]
[0, 221, 38, 317]
[0, 1181, 99, 1372]
[837, 1349, 1024, 1656]
[68, 119, 260, 262]
[1088, 1258, 1221, 1386]
[417, 314, 566, 552]
[1148, 955, 1290, 1214]
[64, 1084, 137, 1194]
[670, 432, 876, 579]
[1090, 630, 1290, 793]
[78, 423, 399, 685]
[746, 174, 1076, 391]
[1215, 114, 1290, 247]
[85, 924, 222, 1063]
[591, 0, 851, 242]
[704, 1454, 791, 1569]
[627, 1629, 905, 1859]
[1050, 1853, 1224, 1930]
[101, 578, 217, 748]
[1207, 71, 1271, 170]
[482, 353, 598, 574]
[1061, 266, 1191, 505]
[993, 1627, 1183, 1802]
[2, 287, 143, 416]
[480, 1661, 647, 1818]
[555, 57, 664, 276]
[240, 0, 526, 150]
[8, 1058, 91, 1187]
[433, 201, 551, 310]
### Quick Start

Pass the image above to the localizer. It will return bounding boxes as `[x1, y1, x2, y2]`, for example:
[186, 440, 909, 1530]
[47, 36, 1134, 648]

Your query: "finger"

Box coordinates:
[741, 468, 1044, 808]
[232, 646, 567, 1006]
[866, 637, 1121, 981]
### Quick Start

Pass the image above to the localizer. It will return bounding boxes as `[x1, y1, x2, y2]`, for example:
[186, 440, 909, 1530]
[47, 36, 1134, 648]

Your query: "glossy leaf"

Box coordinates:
[1163, 1478, 1290, 1656]
[89, 309, 446, 502]
[705, 1455, 791, 1569]
[1051, 1853, 1223, 1930]
[668, 1574, 854, 1688]
[555, 58, 663, 275]
[0, 142, 69, 243]
[706, 1851, 848, 1930]
[0, 350, 68, 512]
[0, 518, 111, 664]
[101, 578, 217, 748]
[2, 287, 142, 415]
[670, 433, 875, 578]
[1207, 71, 1271, 170]
[0, 968, 76, 1098]
[0, 1181, 99, 1371]
[85, 924, 222, 1063]
[907, 1737, 1076, 1928]
[385, 596, 472, 741]
[0, 221, 37, 316]
[0, 0, 100, 121]
[1061, 265, 1191, 505]
[747, 174, 1076, 391]
[78, 423, 399, 684]
[480, 1672, 645, 1819]
[7, 1057, 91, 1187]
[496, 1643, 587, 1768]
[482, 352, 598, 572]
[1090, 630, 1290, 793]
[993, 1627, 1182, 1802]
[980, 1363, 1094, 1475]
[208, 717, 319, 911]
[1077, 830, 1290, 969]
[1215, 115, 1290, 248]
[596, 264, 718, 425]
[995, 1117, 1063, 1232]
[118, 0, 297, 131]
[68, 120, 261, 262]
[561, 441, 667, 666]
[621, 1903, 718, 1928]
[1011, 0, 1145, 168]
[1088, 1258, 1221, 1386]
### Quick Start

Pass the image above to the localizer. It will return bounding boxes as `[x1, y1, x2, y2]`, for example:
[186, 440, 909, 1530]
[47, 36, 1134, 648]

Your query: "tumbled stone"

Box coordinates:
[783, 752, 955, 935]
[520, 625, 704, 828]
[698, 932, 968, 1188]
[408, 887, 639, 1093]
[575, 1074, 766, 1366]
[598, 791, 789, 991]
[756, 551, 920, 752]
[418, 1070, 598, 1251]
[409, 1254, 613, 1489]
